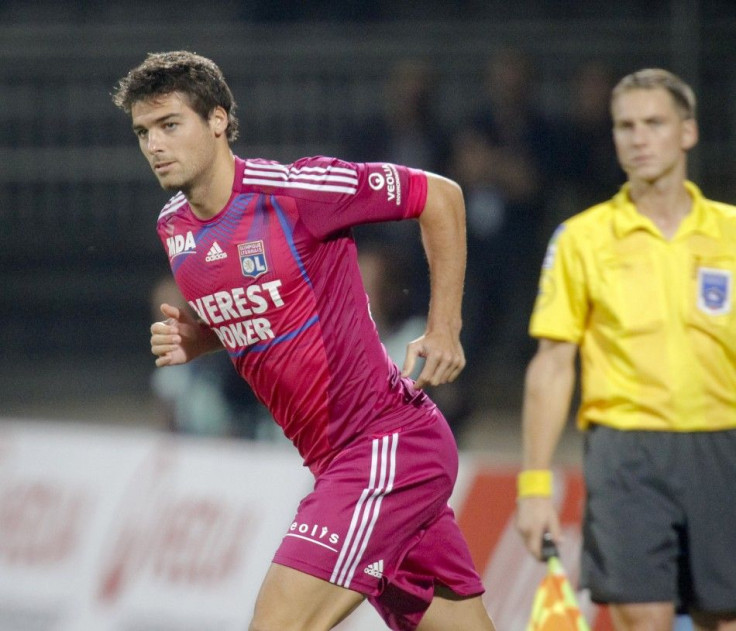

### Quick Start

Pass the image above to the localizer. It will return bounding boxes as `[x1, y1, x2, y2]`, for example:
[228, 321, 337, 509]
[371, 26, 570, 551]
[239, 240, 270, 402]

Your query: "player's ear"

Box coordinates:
[681, 118, 698, 151]
[210, 106, 229, 137]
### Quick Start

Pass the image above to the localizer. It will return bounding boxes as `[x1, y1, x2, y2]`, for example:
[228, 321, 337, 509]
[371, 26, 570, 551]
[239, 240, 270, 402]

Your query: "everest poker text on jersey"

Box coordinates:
[189, 282, 284, 350]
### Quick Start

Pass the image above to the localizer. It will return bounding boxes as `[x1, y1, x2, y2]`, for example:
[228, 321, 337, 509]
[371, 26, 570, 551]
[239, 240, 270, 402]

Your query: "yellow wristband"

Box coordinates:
[517, 470, 553, 499]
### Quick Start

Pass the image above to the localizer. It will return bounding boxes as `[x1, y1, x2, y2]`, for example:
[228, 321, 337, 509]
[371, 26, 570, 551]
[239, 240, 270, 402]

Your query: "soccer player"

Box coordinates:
[113, 51, 495, 631]
[515, 68, 736, 631]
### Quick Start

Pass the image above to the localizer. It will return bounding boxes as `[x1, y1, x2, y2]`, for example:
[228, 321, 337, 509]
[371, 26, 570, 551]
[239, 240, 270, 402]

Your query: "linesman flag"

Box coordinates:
[526, 533, 591, 631]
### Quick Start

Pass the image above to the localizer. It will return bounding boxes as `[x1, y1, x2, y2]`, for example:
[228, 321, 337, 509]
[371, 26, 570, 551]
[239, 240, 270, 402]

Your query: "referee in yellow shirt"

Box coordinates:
[516, 68, 736, 631]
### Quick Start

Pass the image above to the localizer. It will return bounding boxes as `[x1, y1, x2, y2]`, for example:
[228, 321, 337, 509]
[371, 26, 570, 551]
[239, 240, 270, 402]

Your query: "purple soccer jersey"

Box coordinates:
[156, 156, 436, 475]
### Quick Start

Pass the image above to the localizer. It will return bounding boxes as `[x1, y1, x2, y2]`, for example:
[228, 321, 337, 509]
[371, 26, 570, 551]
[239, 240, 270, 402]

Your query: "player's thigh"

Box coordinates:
[608, 602, 675, 631]
[250, 562, 364, 631]
[417, 590, 495, 631]
[690, 610, 736, 631]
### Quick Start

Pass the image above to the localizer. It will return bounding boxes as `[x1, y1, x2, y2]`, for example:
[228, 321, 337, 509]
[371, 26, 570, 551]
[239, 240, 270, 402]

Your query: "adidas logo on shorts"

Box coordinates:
[205, 241, 228, 262]
[364, 560, 384, 579]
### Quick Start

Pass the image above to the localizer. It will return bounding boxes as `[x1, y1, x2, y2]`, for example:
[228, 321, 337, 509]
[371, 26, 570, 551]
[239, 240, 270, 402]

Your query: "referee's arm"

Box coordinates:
[515, 337, 578, 560]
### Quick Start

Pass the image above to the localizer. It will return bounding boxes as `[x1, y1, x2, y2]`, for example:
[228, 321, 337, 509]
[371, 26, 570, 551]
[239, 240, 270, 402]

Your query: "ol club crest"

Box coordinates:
[238, 240, 268, 279]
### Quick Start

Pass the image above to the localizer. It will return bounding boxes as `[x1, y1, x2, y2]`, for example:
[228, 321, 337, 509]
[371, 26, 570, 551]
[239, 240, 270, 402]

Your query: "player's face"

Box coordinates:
[131, 92, 220, 192]
[612, 87, 697, 185]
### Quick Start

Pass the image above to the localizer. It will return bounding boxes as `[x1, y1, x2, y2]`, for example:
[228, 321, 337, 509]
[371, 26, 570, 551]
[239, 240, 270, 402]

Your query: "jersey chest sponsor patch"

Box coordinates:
[167, 230, 197, 259]
[697, 267, 732, 316]
[238, 240, 268, 279]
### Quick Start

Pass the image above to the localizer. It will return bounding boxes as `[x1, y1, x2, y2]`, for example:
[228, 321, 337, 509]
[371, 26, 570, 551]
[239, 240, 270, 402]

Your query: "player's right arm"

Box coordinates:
[150, 302, 223, 367]
[515, 337, 578, 560]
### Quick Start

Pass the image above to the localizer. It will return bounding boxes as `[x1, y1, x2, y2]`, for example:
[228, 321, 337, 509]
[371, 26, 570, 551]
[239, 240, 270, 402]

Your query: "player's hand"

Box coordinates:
[515, 497, 562, 561]
[402, 329, 465, 389]
[150, 303, 206, 367]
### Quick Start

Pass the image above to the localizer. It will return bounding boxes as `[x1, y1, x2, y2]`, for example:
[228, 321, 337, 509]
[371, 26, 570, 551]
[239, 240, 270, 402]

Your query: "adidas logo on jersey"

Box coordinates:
[205, 241, 228, 262]
[363, 560, 384, 579]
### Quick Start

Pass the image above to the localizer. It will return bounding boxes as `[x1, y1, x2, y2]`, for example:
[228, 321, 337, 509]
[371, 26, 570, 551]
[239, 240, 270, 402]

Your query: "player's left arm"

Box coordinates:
[403, 172, 466, 389]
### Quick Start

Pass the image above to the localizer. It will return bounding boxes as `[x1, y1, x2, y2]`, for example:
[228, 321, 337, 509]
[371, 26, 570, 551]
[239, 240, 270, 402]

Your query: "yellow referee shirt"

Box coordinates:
[530, 181, 736, 431]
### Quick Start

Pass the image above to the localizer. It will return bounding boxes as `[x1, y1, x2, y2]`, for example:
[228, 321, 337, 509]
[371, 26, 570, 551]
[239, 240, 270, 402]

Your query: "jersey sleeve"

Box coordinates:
[529, 223, 588, 343]
[291, 157, 428, 239]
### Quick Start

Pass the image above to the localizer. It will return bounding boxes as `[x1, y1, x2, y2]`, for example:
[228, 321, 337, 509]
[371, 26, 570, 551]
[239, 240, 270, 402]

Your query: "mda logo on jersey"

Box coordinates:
[167, 230, 197, 259]
[238, 240, 268, 279]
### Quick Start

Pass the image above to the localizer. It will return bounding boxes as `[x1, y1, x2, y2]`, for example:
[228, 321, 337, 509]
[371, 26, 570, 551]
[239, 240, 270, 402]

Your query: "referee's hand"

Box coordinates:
[515, 497, 562, 561]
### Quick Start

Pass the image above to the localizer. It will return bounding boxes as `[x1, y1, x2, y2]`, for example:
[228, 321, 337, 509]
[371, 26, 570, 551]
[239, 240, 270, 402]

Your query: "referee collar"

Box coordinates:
[613, 181, 721, 240]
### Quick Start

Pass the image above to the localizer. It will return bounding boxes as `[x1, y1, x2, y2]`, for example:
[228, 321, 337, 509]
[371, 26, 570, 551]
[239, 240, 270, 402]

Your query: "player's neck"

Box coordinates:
[186, 149, 236, 220]
[629, 172, 692, 239]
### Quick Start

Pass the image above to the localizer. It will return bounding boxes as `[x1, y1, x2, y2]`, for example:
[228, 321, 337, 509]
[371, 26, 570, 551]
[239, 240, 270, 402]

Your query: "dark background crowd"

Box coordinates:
[2, 0, 736, 447]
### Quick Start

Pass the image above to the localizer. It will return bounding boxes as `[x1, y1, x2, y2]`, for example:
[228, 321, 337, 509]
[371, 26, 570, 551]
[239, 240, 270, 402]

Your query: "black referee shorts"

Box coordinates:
[580, 425, 736, 613]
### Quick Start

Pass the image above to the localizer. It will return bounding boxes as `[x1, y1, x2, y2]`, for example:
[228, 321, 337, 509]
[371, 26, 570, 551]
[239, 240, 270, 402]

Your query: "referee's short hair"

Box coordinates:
[612, 68, 696, 121]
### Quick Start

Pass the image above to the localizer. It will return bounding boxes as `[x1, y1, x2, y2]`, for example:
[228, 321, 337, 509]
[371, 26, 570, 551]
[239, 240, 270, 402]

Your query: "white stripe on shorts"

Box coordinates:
[330, 433, 398, 588]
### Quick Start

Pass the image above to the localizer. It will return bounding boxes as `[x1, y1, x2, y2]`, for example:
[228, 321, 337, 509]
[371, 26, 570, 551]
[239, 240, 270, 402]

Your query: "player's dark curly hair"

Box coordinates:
[112, 50, 239, 141]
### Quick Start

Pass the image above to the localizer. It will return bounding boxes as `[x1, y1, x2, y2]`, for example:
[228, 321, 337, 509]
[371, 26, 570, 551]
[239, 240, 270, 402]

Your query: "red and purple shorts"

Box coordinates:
[273, 415, 485, 630]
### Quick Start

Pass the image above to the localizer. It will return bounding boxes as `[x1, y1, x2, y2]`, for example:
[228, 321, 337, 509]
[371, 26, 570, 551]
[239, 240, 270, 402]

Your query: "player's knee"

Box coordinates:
[248, 607, 329, 631]
[247, 613, 286, 631]
[248, 603, 285, 631]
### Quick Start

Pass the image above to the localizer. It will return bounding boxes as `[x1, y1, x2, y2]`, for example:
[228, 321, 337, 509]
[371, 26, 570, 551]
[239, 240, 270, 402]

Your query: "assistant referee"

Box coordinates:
[515, 68, 736, 631]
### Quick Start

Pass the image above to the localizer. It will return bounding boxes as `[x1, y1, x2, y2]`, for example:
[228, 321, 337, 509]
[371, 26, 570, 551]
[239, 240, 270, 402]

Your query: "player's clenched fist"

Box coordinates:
[150, 303, 221, 367]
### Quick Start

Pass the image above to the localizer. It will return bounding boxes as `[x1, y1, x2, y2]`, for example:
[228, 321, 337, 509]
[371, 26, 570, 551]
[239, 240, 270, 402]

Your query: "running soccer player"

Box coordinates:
[113, 51, 495, 631]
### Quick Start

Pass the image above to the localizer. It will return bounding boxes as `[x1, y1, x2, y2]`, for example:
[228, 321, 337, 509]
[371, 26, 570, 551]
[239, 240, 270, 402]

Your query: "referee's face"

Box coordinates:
[612, 87, 697, 185]
[131, 92, 224, 194]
